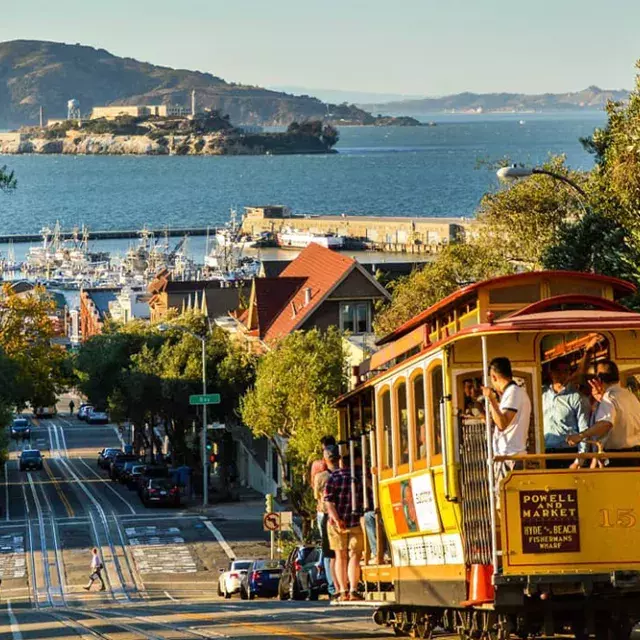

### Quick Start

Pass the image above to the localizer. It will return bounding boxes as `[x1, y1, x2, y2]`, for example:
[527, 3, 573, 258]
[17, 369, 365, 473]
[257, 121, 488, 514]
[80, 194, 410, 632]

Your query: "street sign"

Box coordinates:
[189, 393, 221, 406]
[279, 511, 293, 532]
[208, 422, 226, 430]
[263, 512, 280, 532]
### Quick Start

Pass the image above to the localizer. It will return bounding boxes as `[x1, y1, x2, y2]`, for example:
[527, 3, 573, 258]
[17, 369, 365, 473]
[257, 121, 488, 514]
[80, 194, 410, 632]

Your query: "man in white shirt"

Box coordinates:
[482, 357, 532, 490]
[83, 547, 106, 591]
[567, 360, 640, 467]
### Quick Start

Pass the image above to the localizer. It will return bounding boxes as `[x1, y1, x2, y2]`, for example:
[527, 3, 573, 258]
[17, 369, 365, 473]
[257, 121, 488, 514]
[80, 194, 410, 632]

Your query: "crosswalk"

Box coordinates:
[0, 533, 26, 579]
[126, 525, 197, 574]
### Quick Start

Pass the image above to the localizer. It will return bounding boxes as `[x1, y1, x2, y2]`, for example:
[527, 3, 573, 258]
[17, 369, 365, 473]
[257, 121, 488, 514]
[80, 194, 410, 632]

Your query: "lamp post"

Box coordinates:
[496, 164, 587, 199]
[158, 323, 209, 507]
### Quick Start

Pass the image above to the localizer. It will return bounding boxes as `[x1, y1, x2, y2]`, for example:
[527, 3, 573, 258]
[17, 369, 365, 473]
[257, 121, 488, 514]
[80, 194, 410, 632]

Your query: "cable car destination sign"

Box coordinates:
[519, 489, 580, 554]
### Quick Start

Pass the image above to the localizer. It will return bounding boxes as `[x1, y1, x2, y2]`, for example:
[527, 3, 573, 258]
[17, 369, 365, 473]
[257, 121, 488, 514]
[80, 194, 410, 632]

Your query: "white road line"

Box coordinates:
[203, 520, 236, 560]
[4, 461, 9, 521]
[6, 600, 24, 640]
[163, 590, 178, 602]
[74, 456, 137, 515]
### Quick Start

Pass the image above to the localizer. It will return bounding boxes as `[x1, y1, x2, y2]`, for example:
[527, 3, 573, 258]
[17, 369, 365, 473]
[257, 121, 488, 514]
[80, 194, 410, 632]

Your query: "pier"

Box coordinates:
[0, 227, 215, 244]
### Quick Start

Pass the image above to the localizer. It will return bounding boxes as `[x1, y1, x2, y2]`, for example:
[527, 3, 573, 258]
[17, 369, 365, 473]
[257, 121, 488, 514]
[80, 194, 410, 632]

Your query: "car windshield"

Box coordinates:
[21, 450, 41, 458]
[13, 419, 29, 427]
[233, 562, 251, 571]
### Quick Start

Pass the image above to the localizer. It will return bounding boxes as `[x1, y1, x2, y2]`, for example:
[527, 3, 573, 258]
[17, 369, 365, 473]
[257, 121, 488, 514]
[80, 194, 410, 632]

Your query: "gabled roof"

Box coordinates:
[248, 277, 307, 338]
[263, 244, 358, 343]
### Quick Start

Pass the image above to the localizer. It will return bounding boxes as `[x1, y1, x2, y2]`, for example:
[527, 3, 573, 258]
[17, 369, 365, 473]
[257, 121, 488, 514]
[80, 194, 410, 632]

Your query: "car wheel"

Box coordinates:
[224, 585, 231, 599]
[240, 586, 248, 600]
[19, 465, 24, 472]
[248, 590, 255, 600]
[308, 588, 319, 601]
[217, 581, 223, 597]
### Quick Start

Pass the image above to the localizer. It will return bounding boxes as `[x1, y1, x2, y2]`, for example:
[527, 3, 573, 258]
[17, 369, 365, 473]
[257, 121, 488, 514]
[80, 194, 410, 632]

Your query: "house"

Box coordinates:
[147, 270, 250, 322]
[233, 243, 391, 350]
[80, 288, 119, 341]
[108, 288, 151, 324]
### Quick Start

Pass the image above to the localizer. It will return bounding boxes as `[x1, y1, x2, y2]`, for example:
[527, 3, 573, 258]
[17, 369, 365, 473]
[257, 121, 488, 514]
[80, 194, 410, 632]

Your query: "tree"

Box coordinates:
[0, 285, 72, 409]
[373, 242, 514, 336]
[0, 165, 16, 193]
[241, 327, 346, 535]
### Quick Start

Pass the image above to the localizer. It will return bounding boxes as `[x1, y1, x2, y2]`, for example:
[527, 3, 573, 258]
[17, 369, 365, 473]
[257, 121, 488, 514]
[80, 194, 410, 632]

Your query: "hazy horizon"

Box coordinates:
[2, 0, 639, 96]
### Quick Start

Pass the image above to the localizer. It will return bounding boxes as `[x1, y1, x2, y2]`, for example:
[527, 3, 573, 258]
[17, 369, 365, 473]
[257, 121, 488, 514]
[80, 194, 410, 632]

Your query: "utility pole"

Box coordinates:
[201, 336, 208, 507]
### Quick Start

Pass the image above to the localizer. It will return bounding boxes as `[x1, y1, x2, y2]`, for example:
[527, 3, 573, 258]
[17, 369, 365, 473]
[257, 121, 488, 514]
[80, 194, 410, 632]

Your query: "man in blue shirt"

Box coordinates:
[543, 358, 591, 468]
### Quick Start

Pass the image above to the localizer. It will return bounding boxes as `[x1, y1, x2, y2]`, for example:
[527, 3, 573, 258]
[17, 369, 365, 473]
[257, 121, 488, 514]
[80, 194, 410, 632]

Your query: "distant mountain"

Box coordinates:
[0, 40, 379, 128]
[268, 86, 427, 105]
[358, 86, 629, 116]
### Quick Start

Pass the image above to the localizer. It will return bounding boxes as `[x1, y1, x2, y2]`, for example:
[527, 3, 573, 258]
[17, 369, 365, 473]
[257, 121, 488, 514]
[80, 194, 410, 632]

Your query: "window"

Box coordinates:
[379, 389, 392, 469]
[430, 365, 443, 456]
[396, 381, 409, 466]
[412, 374, 426, 462]
[340, 302, 371, 334]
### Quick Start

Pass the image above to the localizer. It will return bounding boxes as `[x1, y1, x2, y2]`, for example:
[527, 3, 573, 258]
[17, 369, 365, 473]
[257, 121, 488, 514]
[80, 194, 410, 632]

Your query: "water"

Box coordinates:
[0, 112, 606, 236]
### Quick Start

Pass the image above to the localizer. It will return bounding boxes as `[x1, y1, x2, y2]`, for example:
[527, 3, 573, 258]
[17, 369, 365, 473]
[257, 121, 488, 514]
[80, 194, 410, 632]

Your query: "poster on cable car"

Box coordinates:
[389, 472, 442, 535]
[519, 489, 580, 553]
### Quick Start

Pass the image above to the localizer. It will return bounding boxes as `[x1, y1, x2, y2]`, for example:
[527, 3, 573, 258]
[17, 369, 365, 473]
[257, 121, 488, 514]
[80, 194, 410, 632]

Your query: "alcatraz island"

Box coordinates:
[0, 97, 342, 156]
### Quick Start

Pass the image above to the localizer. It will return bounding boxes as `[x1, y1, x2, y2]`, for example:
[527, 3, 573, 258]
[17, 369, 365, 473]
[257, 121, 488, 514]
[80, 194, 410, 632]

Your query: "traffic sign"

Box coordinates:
[263, 512, 280, 532]
[189, 393, 221, 406]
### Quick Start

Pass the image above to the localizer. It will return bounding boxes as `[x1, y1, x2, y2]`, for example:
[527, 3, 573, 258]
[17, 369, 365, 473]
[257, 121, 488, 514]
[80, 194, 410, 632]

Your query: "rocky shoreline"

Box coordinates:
[0, 131, 337, 156]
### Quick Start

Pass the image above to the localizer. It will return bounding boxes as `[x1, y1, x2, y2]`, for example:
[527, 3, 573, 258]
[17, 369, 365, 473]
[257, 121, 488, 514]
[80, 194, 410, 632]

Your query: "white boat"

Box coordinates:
[276, 228, 344, 250]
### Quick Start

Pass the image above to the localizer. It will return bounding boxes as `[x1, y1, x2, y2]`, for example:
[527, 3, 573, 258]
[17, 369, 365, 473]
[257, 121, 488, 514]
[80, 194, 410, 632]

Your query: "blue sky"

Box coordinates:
[2, 0, 639, 96]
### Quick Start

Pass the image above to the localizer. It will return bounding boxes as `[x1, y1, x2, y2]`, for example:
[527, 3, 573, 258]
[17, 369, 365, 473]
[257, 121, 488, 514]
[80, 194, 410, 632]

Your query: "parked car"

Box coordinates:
[217, 560, 252, 599]
[78, 404, 94, 421]
[19, 448, 44, 472]
[10, 417, 31, 441]
[123, 463, 146, 490]
[139, 478, 180, 507]
[97, 448, 122, 469]
[109, 453, 141, 481]
[240, 559, 285, 600]
[278, 545, 327, 601]
[135, 465, 170, 495]
[87, 409, 109, 425]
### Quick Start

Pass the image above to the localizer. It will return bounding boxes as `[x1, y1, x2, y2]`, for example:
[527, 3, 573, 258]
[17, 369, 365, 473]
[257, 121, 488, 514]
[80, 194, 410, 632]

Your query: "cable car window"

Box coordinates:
[379, 388, 392, 469]
[396, 381, 409, 466]
[431, 365, 443, 456]
[412, 374, 426, 461]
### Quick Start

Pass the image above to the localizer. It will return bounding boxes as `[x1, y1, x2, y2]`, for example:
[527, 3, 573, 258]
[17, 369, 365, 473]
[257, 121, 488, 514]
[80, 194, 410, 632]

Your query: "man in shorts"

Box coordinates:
[324, 449, 364, 601]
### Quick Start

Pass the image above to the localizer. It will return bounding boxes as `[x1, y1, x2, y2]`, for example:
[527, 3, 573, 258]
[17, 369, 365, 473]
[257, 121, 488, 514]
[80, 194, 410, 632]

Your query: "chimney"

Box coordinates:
[304, 287, 312, 305]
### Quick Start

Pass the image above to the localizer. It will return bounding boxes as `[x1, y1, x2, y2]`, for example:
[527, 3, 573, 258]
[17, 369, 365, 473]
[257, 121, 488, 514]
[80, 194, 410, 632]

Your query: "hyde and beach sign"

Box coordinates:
[519, 489, 580, 553]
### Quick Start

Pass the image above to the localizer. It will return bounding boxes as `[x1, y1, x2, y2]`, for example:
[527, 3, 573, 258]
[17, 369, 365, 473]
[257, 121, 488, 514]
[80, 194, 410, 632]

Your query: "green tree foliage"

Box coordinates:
[373, 243, 514, 336]
[241, 328, 346, 531]
[0, 285, 72, 409]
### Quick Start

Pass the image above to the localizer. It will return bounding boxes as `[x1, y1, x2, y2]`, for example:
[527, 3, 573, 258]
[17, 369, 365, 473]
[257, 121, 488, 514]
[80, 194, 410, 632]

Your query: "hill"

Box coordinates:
[0, 40, 389, 128]
[359, 86, 629, 116]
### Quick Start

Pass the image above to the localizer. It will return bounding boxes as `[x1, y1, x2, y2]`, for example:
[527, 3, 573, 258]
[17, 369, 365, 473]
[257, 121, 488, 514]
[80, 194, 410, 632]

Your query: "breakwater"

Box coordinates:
[0, 227, 215, 244]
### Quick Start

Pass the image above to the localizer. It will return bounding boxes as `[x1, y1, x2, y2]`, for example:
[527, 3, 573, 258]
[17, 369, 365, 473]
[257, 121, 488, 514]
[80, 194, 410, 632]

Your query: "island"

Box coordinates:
[0, 113, 340, 156]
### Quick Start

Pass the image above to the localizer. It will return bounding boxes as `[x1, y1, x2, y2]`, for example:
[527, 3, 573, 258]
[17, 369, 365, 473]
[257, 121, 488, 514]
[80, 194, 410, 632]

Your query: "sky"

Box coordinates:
[2, 0, 639, 97]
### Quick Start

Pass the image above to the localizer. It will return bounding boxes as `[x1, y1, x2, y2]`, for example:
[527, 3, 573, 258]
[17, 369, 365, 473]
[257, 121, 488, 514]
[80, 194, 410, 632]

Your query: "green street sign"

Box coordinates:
[189, 393, 221, 406]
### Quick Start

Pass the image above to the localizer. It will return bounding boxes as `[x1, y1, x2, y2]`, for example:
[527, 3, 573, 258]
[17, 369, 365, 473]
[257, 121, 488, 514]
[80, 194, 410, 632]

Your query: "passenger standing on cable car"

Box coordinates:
[543, 358, 591, 469]
[567, 359, 640, 467]
[482, 357, 532, 487]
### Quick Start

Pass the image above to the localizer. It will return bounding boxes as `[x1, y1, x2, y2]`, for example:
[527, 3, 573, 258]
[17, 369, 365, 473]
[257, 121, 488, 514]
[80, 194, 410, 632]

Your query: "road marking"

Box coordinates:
[203, 520, 235, 560]
[43, 459, 74, 518]
[74, 456, 137, 515]
[4, 462, 9, 521]
[163, 590, 178, 601]
[6, 600, 23, 640]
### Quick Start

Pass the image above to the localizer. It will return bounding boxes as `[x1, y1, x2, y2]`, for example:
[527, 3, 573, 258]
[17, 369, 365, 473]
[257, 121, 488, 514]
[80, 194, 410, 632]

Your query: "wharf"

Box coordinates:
[0, 227, 215, 244]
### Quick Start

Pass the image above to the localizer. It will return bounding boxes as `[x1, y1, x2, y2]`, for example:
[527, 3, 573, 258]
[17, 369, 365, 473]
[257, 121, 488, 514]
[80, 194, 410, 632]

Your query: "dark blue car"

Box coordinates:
[240, 559, 285, 599]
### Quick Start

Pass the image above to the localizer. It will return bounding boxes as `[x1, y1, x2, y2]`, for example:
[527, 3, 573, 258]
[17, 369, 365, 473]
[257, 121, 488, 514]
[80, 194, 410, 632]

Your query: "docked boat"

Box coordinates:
[276, 228, 344, 250]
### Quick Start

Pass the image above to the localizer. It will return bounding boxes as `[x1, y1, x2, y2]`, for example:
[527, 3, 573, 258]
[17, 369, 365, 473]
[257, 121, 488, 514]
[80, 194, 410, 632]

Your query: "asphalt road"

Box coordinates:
[0, 415, 392, 640]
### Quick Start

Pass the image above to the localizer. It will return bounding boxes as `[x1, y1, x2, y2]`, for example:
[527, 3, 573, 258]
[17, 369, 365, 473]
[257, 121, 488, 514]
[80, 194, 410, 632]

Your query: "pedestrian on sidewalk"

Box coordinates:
[83, 547, 106, 591]
[69, 400, 75, 416]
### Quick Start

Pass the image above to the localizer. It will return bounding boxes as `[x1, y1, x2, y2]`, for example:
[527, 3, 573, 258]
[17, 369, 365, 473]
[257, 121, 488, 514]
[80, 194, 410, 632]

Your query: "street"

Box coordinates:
[0, 416, 393, 640]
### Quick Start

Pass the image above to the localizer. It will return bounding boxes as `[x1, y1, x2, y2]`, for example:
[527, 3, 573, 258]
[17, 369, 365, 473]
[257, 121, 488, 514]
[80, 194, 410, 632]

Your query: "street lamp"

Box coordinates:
[496, 164, 587, 199]
[158, 323, 209, 507]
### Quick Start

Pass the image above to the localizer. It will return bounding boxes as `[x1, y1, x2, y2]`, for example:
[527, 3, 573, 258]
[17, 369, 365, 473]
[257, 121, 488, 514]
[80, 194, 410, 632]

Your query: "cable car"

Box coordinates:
[336, 271, 640, 639]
